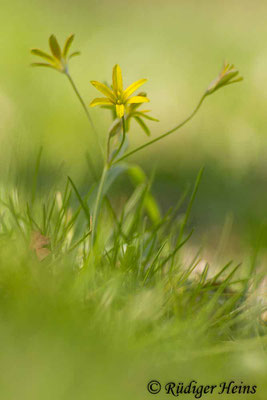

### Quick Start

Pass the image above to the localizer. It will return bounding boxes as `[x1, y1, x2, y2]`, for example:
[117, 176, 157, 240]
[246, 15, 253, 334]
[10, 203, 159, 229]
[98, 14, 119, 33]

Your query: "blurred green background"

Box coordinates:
[1, 0, 267, 257]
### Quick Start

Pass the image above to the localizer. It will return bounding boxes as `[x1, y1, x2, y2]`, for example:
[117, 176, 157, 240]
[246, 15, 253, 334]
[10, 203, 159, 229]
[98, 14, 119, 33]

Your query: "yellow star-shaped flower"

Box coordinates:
[89, 64, 149, 118]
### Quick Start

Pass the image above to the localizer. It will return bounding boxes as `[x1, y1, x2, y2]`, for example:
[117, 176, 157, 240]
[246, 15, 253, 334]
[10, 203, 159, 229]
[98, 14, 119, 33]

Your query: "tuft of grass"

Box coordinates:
[0, 162, 266, 398]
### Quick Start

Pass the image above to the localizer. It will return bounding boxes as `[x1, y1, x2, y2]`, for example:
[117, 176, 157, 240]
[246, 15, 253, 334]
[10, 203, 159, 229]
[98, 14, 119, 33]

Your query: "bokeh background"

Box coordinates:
[1, 0, 267, 260]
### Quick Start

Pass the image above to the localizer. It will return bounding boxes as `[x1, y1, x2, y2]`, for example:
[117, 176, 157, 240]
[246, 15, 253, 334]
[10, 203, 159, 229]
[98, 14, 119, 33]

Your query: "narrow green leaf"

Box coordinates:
[108, 118, 122, 137]
[134, 116, 151, 136]
[42, 204, 47, 233]
[103, 164, 129, 196]
[134, 111, 159, 122]
[46, 197, 56, 231]
[177, 167, 204, 244]
[68, 176, 91, 226]
[156, 230, 193, 274]
[26, 202, 41, 231]
[31, 146, 43, 205]
[203, 264, 241, 317]
[127, 165, 147, 184]
[127, 165, 161, 224]
[210, 261, 233, 285]
[144, 194, 161, 224]
[68, 230, 91, 253]
[143, 242, 166, 283]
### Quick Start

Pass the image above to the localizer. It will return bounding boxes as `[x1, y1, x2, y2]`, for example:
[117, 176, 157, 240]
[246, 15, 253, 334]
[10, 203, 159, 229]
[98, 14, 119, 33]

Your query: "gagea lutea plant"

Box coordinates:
[31, 34, 243, 245]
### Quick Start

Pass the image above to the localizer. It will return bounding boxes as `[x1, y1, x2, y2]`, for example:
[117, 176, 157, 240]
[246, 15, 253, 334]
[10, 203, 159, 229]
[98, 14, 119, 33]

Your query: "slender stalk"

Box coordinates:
[110, 116, 126, 164]
[114, 94, 207, 164]
[91, 116, 127, 243]
[65, 71, 104, 159]
[91, 163, 108, 244]
[107, 132, 112, 162]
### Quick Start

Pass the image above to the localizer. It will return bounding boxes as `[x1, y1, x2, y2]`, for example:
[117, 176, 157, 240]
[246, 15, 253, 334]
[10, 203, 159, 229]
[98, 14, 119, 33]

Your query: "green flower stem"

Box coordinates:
[65, 71, 104, 159]
[107, 132, 112, 162]
[91, 163, 109, 244]
[110, 116, 126, 165]
[114, 94, 207, 164]
[92, 115, 128, 243]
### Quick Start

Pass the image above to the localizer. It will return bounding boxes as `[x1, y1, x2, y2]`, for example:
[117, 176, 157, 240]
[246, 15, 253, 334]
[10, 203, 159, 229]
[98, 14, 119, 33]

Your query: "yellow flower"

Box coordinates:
[89, 64, 149, 118]
[108, 92, 159, 137]
[206, 61, 243, 95]
[31, 34, 80, 73]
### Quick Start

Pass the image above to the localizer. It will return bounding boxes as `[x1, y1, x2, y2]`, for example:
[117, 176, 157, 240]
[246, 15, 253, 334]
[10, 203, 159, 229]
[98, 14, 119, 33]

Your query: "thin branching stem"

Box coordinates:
[91, 116, 127, 243]
[114, 94, 207, 164]
[109, 116, 126, 165]
[65, 72, 104, 159]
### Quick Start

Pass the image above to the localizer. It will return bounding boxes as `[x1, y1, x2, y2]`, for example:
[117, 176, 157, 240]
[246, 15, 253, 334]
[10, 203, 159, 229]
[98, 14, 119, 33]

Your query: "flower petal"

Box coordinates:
[63, 34, 75, 58]
[90, 81, 116, 102]
[116, 104, 125, 118]
[31, 62, 57, 70]
[49, 35, 62, 60]
[127, 96, 150, 104]
[123, 79, 147, 99]
[31, 49, 55, 63]
[68, 51, 81, 59]
[90, 98, 113, 107]
[113, 64, 123, 93]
